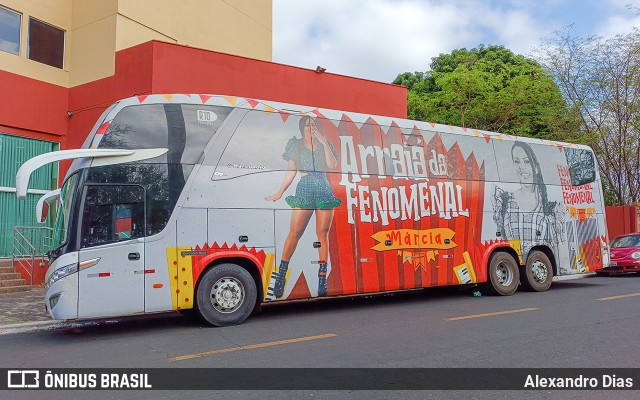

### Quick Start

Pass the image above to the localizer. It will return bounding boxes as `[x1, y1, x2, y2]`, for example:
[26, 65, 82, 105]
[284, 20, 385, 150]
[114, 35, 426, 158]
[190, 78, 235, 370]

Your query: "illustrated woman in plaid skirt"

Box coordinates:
[492, 141, 564, 257]
[265, 116, 342, 298]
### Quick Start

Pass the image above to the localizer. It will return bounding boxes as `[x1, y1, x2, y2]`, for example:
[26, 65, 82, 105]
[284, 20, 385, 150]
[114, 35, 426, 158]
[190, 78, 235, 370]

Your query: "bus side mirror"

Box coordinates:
[36, 189, 61, 224]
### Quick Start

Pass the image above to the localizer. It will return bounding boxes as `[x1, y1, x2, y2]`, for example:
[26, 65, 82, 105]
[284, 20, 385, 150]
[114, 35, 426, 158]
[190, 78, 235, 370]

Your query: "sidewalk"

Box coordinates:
[0, 286, 65, 334]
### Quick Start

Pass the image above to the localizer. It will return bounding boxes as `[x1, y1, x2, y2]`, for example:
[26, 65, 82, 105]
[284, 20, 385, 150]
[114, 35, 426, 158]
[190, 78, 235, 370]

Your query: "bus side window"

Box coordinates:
[81, 185, 145, 248]
[565, 148, 596, 186]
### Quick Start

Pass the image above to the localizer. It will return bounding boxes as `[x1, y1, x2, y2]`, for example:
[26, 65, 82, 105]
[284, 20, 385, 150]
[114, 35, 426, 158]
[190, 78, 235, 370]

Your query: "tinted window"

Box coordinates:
[86, 164, 193, 236]
[100, 105, 168, 150]
[52, 172, 79, 250]
[217, 110, 300, 178]
[380, 127, 494, 180]
[331, 119, 390, 176]
[565, 148, 596, 186]
[492, 139, 571, 185]
[380, 126, 429, 179]
[610, 235, 640, 249]
[100, 104, 232, 164]
[0, 6, 21, 56]
[28, 18, 64, 68]
[81, 185, 145, 248]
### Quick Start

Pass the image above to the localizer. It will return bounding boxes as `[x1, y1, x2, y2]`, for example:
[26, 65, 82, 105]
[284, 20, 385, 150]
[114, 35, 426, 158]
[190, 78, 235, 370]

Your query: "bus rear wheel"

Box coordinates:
[485, 252, 520, 296]
[196, 263, 257, 327]
[521, 250, 553, 292]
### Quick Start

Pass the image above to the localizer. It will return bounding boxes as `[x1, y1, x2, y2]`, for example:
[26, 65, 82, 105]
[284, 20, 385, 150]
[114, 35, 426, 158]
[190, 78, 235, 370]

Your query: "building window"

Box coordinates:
[28, 17, 64, 68]
[0, 6, 21, 56]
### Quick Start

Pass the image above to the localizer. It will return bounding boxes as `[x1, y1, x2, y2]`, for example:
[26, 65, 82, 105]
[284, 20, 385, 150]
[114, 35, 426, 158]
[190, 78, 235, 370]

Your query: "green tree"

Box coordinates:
[535, 28, 640, 205]
[393, 45, 580, 141]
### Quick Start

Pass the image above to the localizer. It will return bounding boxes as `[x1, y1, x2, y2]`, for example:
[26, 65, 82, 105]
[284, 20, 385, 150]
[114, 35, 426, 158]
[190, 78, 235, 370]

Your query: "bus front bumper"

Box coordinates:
[45, 274, 78, 321]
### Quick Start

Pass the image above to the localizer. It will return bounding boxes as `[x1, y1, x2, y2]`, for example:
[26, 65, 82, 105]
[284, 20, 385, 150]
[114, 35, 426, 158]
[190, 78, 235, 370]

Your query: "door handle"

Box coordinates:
[128, 252, 140, 260]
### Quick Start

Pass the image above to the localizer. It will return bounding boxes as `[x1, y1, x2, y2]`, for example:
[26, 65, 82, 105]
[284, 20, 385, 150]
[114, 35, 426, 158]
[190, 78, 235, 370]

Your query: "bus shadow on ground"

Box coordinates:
[46, 277, 610, 337]
[47, 285, 476, 337]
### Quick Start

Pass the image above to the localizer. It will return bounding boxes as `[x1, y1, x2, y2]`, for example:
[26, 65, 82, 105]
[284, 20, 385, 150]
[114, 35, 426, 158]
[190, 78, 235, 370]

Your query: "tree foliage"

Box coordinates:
[393, 45, 580, 141]
[535, 28, 640, 205]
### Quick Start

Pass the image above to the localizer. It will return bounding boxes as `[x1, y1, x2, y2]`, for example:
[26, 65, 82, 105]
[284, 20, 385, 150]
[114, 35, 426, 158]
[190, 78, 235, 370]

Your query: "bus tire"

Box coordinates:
[521, 250, 553, 292]
[485, 252, 519, 296]
[196, 263, 257, 327]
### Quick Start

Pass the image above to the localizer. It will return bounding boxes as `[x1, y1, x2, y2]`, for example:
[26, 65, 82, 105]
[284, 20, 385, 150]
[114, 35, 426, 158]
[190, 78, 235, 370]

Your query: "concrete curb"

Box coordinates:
[0, 320, 67, 335]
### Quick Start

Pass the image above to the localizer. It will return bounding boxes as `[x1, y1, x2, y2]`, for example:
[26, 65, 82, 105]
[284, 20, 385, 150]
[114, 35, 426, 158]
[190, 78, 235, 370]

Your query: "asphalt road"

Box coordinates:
[1, 274, 640, 400]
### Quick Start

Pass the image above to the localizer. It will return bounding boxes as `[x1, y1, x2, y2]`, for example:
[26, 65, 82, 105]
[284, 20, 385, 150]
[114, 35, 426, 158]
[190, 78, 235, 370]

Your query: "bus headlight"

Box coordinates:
[46, 263, 78, 289]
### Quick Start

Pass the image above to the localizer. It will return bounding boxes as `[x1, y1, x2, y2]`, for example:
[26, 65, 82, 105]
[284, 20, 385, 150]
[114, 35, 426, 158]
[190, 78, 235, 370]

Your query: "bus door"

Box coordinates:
[77, 184, 146, 318]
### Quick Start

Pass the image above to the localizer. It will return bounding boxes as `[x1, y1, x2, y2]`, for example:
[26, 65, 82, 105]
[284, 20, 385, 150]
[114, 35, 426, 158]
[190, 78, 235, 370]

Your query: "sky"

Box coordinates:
[272, 0, 640, 83]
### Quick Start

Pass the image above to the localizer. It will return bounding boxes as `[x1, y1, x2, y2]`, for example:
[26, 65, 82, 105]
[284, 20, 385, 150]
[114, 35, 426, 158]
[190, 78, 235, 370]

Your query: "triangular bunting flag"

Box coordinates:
[198, 94, 212, 104]
[578, 209, 586, 220]
[137, 95, 149, 103]
[482, 133, 491, 143]
[429, 122, 436, 129]
[312, 109, 327, 119]
[247, 99, 259, 108]
[161, 94, 173, 102]
[569, 207, 577, 218]
[556, 144, 564, 152]
[263, 105, 276, 113]
[278, 111, 290, 122]
[224, 96, 238, 106]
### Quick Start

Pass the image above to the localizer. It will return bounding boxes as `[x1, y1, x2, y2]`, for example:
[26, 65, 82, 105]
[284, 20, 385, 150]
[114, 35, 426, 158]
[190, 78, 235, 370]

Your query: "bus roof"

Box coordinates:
[91, 93, 591, 152]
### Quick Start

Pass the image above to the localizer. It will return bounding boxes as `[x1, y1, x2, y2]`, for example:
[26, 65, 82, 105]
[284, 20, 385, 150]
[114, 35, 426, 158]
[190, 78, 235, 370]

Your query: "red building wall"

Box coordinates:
[149, 42, 407, 119]
[605, 205, 638, 240]
[2, 40, 407, 154]
[0, 70, 68, 144]
[66, 41, 407, 150]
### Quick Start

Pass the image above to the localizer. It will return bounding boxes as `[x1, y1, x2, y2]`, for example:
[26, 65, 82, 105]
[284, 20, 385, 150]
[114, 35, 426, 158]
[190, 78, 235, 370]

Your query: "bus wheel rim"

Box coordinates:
[496, 262, 513, 286]
[210, 277, 245, 313]
[531, 260, 548, 283]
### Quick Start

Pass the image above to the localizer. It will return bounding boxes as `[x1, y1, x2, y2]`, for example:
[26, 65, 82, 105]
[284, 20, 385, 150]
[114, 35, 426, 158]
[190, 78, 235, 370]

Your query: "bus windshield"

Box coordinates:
[51, 172, 80, 252]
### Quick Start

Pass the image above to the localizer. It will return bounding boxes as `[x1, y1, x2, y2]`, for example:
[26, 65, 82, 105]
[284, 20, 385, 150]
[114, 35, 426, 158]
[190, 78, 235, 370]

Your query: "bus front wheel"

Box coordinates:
[485, 252, 520, 296]
[196, 263, 257, 327]
[521, 250, 553, 292]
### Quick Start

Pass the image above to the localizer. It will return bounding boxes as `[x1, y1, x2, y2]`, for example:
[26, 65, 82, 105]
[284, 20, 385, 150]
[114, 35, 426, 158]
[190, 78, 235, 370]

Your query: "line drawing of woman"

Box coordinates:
[492, 141, 564, 258]
[265, 116, 342, 298]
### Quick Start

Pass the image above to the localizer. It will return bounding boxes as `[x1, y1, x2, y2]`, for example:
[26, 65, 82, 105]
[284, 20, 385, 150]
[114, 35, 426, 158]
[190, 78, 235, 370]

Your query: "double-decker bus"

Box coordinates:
[17, 94, 609, 326]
